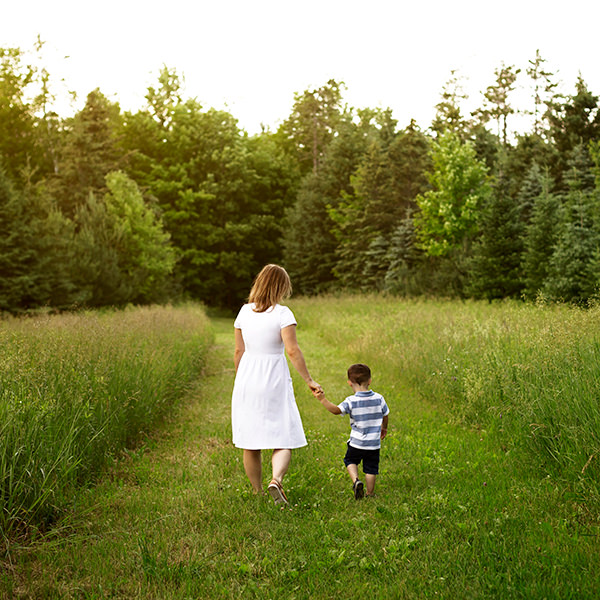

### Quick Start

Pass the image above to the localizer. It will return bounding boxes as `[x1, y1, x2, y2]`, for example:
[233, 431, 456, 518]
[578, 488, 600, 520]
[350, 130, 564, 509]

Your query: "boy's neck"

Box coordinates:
[350, 383, 371, 393]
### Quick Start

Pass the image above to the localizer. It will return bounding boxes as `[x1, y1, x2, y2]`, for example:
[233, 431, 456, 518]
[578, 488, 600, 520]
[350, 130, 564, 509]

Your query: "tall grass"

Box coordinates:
[293, 295, 600, 487]
[0, 304, 212, 539]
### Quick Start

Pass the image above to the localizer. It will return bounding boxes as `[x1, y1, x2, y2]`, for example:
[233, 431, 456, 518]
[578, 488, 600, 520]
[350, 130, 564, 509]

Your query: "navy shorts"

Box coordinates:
[343, 442, 381, 475]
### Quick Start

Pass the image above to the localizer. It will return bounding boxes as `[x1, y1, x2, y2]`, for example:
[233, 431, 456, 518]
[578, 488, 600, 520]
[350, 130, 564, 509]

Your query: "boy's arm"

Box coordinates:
[313, 389, 342, 415]
[381, 415, 389, 439]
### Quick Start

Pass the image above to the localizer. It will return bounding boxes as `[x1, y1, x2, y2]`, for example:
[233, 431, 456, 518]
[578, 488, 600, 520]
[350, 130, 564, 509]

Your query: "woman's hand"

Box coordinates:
[307, 379, 323, 394]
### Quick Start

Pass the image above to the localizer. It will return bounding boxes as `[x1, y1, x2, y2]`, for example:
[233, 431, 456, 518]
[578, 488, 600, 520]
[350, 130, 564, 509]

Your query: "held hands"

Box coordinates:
[307, 379, 323, 395]
[312, 387, 325, 401]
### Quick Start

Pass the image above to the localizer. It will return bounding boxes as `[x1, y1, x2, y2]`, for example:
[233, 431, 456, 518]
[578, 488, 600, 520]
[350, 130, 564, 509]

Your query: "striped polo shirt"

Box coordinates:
[338, 390, 389, 450]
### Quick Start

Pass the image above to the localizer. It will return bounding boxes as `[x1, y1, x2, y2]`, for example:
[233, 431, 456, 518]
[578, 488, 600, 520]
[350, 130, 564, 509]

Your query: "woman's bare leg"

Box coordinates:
[271, 449, 292, 484]
[243, 449, 262, 493]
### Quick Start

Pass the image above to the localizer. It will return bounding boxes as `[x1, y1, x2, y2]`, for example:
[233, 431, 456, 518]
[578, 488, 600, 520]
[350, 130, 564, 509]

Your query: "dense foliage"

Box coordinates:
[1, 43, 600, 311]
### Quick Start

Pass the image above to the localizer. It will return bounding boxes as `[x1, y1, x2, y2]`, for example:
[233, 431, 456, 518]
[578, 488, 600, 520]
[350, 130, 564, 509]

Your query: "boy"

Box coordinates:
[314, 363, 389, 499]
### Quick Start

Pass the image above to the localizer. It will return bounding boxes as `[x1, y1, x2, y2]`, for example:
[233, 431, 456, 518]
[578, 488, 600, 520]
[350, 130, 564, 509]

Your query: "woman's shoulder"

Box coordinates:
[234, 303, 253, 326]
[275, 304, 297, 326]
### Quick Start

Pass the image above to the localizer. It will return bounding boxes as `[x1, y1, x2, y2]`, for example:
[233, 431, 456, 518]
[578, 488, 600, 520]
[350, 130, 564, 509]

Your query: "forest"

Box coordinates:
[1, 43, 600, 312]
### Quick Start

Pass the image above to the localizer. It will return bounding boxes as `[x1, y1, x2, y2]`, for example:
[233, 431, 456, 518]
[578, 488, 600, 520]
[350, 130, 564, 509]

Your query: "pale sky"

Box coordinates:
[2, 0, 599, 135]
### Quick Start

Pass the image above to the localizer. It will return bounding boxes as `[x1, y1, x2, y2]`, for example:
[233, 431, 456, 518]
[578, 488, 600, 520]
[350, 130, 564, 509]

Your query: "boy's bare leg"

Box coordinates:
[243, 449, 262, 493]
[271, 449, 292, 484]
[346, 463, 360, 483]
[365, 473, 377, 496]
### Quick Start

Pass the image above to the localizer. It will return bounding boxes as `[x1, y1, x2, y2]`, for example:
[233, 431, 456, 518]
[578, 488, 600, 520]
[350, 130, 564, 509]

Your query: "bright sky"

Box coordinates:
[3, 0, 599, 135]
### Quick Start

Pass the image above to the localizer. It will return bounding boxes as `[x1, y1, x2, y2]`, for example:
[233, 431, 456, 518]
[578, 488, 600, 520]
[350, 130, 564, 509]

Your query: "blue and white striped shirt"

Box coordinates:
[338, 390, 389, 450]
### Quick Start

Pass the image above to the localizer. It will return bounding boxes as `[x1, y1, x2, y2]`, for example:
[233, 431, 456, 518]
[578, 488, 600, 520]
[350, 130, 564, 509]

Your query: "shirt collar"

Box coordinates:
[355, 390, 374, 397]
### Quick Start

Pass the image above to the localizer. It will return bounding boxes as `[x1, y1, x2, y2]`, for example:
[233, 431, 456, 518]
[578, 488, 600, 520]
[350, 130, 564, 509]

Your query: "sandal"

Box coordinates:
[267, 479, 289, 505]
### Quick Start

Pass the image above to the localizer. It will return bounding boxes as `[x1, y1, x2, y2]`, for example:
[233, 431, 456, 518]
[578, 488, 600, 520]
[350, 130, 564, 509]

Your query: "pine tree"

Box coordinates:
[431, 70, 470, 138]
[544, 147, 599, 302]
[0, 168, 37, 310]
[384, 210, 426, 294]
[467, 172, 524, 299]
[52, 89, 124, 216]
[472, 63, 521, 146]
[521, 167, 561, 299]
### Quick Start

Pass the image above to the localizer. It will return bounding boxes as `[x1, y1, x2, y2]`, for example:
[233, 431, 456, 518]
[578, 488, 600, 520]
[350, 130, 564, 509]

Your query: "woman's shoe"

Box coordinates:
[268, 479, 288, 505]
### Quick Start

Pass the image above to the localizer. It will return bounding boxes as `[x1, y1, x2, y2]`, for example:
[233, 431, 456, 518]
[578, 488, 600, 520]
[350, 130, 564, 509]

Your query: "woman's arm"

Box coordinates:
[281, 324, 321, 392]
[234, 328, 245, 372]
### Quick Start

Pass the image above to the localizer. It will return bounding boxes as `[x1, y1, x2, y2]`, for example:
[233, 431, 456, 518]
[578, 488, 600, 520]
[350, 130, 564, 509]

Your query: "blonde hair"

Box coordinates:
[248, 264, 292, 313]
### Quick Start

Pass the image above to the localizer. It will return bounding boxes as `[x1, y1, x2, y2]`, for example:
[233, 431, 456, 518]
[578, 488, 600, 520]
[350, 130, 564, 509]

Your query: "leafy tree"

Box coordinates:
[72, 172, 175, 306]
[0, 47, 46, 185]
[415, 131, 490, 258]
[103, 171, 175, 301]
[145, 65, 183, 130]
[137, 96, 297, 306]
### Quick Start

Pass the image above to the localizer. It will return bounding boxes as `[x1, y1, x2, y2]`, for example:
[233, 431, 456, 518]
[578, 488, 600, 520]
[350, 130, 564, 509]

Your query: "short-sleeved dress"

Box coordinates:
[231, 303, 307, 450]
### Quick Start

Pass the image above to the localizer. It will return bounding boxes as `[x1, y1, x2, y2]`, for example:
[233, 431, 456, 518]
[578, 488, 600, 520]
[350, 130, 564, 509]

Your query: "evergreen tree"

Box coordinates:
[383, 210, 427, 294]
[330, 120, 431, 286]
[284, 175, 339, 293]
[526, 49, 558, 137]
[472, 63, 521, 146]
[431, 70, 470, 138]
[52, 89, 125, 216]
[0, 168, 38, 310]
[544, 147, 599, 302]
[276, 79, 345, 175]
[521, 167, 561, 299]
[468, 172, 524, 300]
[547, 77, 600, 190]
[283, 111, 382, 293]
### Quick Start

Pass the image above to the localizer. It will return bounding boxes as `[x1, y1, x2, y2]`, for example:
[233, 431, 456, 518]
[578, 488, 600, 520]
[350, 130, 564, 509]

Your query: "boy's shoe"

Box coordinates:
[353, 479, 364, 500]
[268, 479, 289, 505]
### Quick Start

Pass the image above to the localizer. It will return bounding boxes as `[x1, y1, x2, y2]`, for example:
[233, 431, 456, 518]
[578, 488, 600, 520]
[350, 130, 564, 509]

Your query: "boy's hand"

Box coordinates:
[313, 388, 325, 400]
[380, 428, 387, 440]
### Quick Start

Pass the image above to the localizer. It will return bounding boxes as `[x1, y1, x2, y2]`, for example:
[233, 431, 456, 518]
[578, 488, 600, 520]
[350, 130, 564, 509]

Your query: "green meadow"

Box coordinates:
[2, 297, 600, 599]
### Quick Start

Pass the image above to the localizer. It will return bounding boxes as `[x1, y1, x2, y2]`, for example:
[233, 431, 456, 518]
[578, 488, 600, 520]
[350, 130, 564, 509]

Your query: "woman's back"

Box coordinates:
[235, 303, 295, 355]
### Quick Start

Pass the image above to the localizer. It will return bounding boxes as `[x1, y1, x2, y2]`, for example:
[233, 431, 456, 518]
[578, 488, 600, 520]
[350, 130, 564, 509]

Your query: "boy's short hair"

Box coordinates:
[347, 363, 371, 385]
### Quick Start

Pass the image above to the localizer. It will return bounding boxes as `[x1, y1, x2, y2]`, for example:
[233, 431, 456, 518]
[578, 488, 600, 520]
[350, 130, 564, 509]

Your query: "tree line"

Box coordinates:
[1, 43, 600, 312]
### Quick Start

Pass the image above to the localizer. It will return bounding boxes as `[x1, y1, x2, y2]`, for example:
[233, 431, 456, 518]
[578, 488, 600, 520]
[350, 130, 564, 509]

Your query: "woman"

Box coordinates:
[231, 264, 321, 505]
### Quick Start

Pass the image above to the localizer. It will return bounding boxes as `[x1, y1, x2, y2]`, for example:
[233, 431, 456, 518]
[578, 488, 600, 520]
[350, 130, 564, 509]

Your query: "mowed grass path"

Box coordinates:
[5, 313, 600, 599]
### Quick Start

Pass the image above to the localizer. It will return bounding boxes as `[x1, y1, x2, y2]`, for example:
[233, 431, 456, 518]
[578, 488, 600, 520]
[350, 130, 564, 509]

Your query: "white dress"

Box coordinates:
[231, 303, 307, 450]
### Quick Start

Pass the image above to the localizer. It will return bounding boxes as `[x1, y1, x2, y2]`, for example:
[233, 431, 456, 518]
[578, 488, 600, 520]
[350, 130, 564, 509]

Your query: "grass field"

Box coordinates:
[0, 305, 213, 543]
[2, 297, 600, 599]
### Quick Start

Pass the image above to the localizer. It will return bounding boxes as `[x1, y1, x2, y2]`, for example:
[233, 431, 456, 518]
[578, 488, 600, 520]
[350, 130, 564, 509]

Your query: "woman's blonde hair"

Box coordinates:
[248, 264, 292, 313]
